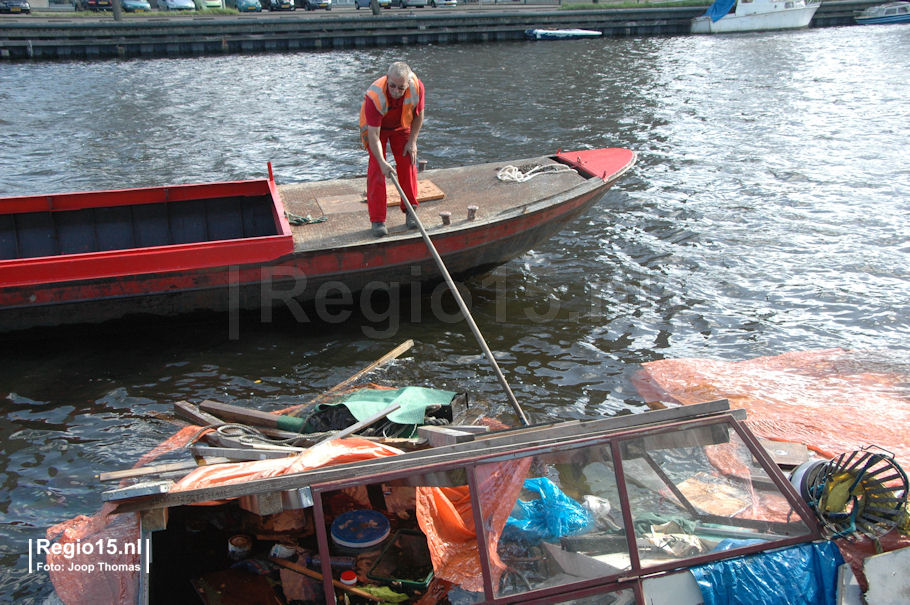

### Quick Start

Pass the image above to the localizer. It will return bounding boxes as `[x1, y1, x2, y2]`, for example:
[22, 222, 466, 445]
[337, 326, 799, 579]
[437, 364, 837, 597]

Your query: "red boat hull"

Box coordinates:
[0, 149, 636, 332]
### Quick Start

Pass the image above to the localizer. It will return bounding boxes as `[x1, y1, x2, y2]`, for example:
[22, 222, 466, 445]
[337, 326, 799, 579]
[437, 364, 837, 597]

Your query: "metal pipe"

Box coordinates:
[389, 174, 530, 426]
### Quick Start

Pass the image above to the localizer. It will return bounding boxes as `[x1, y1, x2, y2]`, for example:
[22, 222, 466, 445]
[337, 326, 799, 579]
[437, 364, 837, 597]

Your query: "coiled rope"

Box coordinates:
[497, 164, 575, 182]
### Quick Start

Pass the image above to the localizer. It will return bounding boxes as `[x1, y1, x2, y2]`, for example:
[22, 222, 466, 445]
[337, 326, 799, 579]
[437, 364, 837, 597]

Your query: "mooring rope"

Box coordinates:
[496, 164, 575, 183]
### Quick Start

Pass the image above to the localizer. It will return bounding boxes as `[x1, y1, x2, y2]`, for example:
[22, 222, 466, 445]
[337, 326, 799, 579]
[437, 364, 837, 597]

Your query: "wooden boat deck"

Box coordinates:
[278, 155, 588, 251]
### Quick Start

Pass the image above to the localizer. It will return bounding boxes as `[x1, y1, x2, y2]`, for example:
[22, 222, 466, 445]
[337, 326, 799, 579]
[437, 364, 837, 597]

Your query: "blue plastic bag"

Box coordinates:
[505, 477, 593, 541]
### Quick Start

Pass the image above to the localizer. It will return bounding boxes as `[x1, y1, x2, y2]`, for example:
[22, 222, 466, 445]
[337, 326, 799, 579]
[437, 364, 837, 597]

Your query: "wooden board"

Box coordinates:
[376, 179, 445, 206]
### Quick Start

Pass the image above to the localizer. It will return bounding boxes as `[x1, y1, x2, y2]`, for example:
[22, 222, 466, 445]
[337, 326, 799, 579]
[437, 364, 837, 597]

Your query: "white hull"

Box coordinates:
[692, 3, 818, 33]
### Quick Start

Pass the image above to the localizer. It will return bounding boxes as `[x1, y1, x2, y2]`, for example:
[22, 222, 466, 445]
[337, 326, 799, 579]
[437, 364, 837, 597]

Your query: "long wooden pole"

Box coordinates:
[390, 175, 530, 426]
[281, 339, 415, 417]
[309, 339, 415, 405]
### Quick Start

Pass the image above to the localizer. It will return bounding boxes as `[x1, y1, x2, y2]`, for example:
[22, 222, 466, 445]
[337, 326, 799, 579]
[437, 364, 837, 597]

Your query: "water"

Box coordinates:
[1, 25, 909, 600]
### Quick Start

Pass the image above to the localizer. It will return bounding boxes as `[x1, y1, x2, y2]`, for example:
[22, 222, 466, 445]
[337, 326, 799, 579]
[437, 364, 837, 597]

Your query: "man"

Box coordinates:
[359, 61, 425, 237]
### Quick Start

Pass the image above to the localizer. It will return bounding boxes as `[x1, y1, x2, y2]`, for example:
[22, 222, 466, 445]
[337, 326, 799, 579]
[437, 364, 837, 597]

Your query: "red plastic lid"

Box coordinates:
[340, 570, 357, 586]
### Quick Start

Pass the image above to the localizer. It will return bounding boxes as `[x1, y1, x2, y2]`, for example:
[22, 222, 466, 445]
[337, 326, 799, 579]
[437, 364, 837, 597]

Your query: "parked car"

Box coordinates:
[121, 0, 151, 10]
[429, 0, 455, 5]
[0, 0, 31, 13]
[355, 0, 390, 8]
[200, 0, 223, 8]
[77, 0, 112, 10]
[235, 0, 261, 11]
[268, 0, 294, 9]
[158, 0, 195, 9]
[303, 0, 329, 9]
[397, 0, 426, 7]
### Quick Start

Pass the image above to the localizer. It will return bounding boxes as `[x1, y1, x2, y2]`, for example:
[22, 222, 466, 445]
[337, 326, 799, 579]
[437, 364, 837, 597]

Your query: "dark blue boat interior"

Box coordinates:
[0, 194, 278, 260]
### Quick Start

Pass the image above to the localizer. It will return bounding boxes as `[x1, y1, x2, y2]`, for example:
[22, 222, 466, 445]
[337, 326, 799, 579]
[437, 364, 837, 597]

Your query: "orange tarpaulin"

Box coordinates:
[417, 457, 531, 592]
[633, 348, 910, 464]
[172, 436, 404, 491]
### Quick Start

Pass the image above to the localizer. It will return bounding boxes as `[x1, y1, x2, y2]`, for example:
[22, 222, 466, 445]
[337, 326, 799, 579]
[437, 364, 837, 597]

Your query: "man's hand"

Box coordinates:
[381, 159, 395, 178]
[405, 140, 418, 165]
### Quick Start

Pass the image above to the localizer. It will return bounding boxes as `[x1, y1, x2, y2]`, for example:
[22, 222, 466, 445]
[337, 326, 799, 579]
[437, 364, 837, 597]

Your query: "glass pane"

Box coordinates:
[477, 445, 631, 599]
[618, 423, 812, 569]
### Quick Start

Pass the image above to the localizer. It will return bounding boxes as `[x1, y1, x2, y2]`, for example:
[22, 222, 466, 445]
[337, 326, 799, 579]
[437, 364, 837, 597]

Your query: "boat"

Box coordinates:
[524, 28, 603, 40]
[690, 0, 820, 33]
[51, 391, 907, 605]
[46, 390, 910, 604]
[0, 148, 635, 333]
[854, 0, 910, 24]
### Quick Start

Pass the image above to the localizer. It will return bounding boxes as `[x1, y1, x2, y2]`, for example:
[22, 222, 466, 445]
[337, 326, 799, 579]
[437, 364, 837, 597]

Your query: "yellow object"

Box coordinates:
[823, 473, 861, 513]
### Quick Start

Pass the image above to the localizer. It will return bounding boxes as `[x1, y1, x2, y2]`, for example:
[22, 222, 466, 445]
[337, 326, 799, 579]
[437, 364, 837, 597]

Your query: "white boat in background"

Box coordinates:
[691, 0, 820, 33]
[524, 28, 602, 40]
[854, 1, 910, 24]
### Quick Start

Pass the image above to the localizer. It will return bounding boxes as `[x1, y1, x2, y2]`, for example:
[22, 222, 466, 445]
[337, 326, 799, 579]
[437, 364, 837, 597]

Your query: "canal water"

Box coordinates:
[1, 24, 909, 600]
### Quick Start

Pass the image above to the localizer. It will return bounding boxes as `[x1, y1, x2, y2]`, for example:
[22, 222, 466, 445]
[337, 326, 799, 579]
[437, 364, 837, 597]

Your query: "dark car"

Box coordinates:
[0, 0, 30, 12]
[268, 0, 295, 9]
[77, 0, 112, 9]
[303, 0, 329, 9]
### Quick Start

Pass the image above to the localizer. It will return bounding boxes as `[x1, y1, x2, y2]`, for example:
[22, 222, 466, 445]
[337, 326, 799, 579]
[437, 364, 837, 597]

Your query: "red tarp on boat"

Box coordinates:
[632, 348, 910, 465]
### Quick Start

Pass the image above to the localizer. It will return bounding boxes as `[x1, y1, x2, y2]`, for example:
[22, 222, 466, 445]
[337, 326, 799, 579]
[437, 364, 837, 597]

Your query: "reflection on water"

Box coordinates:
[1, 26, 909, 599]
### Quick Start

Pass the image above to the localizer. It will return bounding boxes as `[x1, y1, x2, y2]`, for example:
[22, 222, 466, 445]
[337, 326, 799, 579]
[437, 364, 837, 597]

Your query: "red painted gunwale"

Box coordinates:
[0, 179, 294, 288]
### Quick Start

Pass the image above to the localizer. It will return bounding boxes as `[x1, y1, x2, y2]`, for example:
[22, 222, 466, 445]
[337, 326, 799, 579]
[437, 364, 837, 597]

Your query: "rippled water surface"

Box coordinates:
[1, 25, 909, 600]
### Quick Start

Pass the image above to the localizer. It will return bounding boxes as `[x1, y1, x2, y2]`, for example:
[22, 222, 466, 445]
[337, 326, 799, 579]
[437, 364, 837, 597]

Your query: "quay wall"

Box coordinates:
[0, 2, 877, 60]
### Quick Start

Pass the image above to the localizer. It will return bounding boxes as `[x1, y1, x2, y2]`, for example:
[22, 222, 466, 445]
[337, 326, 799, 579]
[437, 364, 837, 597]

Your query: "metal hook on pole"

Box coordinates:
[389, 174, 530, 426]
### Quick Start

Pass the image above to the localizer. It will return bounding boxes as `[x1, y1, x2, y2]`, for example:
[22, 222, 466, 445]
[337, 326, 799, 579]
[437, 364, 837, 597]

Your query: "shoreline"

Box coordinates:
[0, 1, 877, 60]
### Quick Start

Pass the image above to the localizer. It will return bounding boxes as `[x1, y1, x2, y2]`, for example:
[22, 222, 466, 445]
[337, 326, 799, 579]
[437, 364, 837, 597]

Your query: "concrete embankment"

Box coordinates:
[0, 2, 875, 60]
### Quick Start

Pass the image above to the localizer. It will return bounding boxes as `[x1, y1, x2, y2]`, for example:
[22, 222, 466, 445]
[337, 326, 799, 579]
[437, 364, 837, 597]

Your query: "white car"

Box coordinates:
[398, 0, 425, 7]
[159, 0, 195, 9]
[429, 0, 455, 6]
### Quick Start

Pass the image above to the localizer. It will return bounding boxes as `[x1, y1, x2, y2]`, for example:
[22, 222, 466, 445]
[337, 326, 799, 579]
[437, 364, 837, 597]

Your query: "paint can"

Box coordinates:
[330, 509, 390, 553]
[227, 534, 252, 561]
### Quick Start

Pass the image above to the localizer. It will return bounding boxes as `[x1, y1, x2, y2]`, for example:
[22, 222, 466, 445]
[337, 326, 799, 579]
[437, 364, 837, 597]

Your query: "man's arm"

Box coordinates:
[405, 110, 423, 165]
[367, 125, 394, 177]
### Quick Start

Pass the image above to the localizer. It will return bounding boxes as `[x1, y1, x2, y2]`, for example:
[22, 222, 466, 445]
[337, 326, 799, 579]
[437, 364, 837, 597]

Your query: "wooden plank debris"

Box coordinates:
[109, 400, 734, 513]
[97, 458, 233, 482]
[289, 339, 415, 414]
[418, 425, 480, 447]
[270, 558, 385, 602]
[200, 400, 306, 432]
[173, 400, 304, 440]
[191, 445, 299, 462]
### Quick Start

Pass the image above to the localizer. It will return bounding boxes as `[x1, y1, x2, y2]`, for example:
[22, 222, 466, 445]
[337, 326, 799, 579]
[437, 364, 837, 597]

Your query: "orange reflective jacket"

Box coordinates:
[359, 73, 421, 149]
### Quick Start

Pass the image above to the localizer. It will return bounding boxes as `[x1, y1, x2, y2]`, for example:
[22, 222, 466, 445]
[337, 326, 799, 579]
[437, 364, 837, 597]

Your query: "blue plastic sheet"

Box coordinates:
[505, 477, 592, 541]
[692, 541, 844, 605]
[703, 0, 736, 21]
